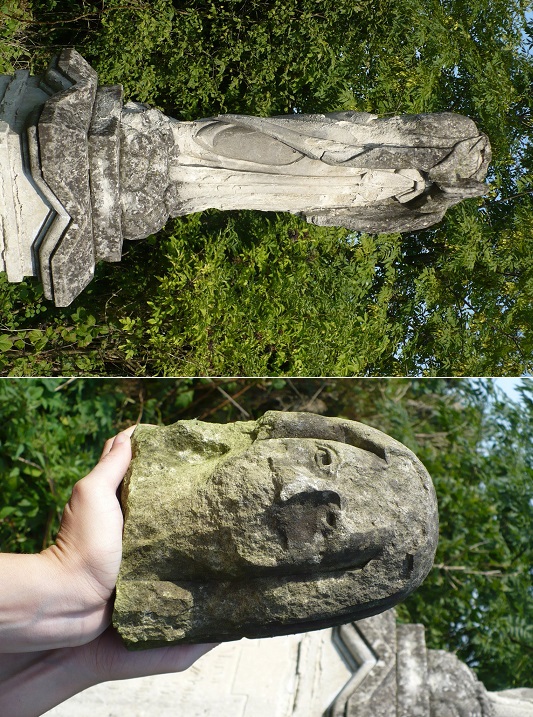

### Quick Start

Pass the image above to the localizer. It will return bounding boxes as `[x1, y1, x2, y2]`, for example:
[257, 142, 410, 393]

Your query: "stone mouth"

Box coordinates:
[247, 543, 384, 579]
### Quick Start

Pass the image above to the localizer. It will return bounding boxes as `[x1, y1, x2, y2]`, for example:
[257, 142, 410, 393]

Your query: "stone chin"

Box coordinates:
[113, 412, 439, 648]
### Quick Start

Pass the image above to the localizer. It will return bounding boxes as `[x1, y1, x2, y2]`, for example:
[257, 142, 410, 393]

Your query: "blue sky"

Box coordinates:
[493, 377, 530, 404]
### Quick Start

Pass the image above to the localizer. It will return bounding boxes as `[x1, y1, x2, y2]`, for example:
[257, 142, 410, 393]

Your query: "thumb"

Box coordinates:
[85, 427, 136, 493]
[53, 429, 136, 593]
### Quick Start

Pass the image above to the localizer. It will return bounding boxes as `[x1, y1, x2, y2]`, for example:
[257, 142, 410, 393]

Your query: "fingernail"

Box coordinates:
[114, 431, 130, 446]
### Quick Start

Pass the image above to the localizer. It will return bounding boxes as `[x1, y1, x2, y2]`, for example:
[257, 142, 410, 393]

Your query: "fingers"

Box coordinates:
[50, 429, 137, 604]
[87, 629, 220, 683]
[130, 642, 220, 679]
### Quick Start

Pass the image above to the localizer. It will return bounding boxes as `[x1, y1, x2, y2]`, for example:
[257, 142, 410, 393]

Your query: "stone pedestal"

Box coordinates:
[0, 50, 118, 306]
[0, 69, 54, 283]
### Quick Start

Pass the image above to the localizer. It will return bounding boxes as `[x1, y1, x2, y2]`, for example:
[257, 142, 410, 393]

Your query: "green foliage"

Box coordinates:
[0, 0, 531, 374]
[0, 377, 201, 550]
[0, 0, 33, 72]
[0, 277, 121, 375]
[365, 378, 533, 690]
[0, 379, 118, 552]
[117, 212, 405, 375]
[36, 0, 373, 117]
[0, 378, 531, 688]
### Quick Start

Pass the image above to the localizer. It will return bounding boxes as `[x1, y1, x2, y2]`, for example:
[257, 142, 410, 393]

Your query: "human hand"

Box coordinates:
[71, 626, 218, 684]
[0, 427, 135, 652]
[0, 427, 220, 716]
[0, 623, 218, 717]
[41, 426, 135, 645]
[40, 426, 136, 647]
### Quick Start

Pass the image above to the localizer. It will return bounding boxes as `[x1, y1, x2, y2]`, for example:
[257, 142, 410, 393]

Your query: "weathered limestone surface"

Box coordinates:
[397, 623, 430, 717]
[427, 649, 494, 717]
[88, 84, 123, 261]
[342, 609, 397, 717]
[169, 111, 491, 234]
[25, 114, 70, 291]
[489, 689, 533, 717]
[113, 411, 439, 648]
[0, 49, 491, 305]
[0, 70, 52, 282]
[119, 102, 176, 240]
[37, 49, 97, 306]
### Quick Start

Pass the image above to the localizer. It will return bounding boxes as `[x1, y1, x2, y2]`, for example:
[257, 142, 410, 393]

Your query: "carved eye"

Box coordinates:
[315, 447, 334, 469]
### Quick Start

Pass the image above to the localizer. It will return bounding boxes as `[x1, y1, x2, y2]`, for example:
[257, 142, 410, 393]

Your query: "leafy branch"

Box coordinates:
[494, 189, 533, 203]
[434, 563, 520, 578]
[0, 4, 183, 27]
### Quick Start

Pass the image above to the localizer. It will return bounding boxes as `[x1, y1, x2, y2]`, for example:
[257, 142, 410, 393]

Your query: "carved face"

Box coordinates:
[195, 437, 403, 578]
[116, 413, 439, 646]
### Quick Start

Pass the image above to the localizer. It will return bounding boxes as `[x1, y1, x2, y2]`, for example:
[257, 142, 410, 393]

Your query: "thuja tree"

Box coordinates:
[0, 0, 532, 375]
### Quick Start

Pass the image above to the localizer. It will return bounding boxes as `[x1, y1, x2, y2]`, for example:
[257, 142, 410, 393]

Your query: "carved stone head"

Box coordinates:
[113, 411, 439, 648]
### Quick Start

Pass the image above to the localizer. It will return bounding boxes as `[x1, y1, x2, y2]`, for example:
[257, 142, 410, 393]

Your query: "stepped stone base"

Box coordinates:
[0, 49, 126, 306]
[0, 48, 184, 305]
[37, 51, 97, 306]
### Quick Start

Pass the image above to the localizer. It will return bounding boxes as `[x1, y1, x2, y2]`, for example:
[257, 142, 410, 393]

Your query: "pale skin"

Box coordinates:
[0, 427, 217, 717]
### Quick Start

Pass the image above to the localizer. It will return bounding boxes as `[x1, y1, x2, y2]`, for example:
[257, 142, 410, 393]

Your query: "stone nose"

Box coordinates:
[282, 489, 342, 512]
[273, 485, 343, 551]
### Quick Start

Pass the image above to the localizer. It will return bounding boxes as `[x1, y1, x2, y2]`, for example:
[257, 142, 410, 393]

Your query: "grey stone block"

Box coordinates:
[428, 650, 494, 717]
[88, 84, 123, 261]
[37, 49, 97, 306]
[119, 102, 175, 240]
[344, 610, 397, 717]
[397, 623, 430, 717]
[42, 66, 73, 93]
[26, 115, 70, 299]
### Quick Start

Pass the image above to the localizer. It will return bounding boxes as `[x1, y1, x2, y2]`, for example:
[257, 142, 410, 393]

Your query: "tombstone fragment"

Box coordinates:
[112, 411, 439, 649]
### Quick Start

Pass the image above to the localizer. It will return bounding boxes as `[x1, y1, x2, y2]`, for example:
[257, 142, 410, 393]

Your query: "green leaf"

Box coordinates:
[0, 335, 13, 352]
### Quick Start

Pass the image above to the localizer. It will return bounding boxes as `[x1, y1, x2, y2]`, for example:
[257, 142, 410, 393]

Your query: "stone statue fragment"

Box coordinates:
[167, 110, 491, 237]
[1, 49, 491, 305]
[112, 411, 439, 649]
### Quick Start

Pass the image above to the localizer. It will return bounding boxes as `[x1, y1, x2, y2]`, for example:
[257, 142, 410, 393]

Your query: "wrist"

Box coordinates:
[38, 545, 111, 647]
[0, 550, 109, 652]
